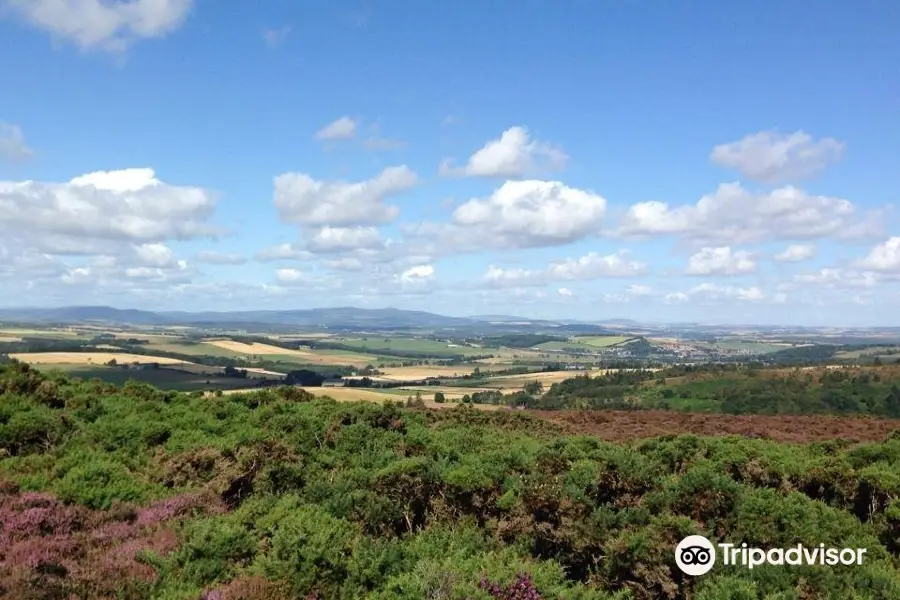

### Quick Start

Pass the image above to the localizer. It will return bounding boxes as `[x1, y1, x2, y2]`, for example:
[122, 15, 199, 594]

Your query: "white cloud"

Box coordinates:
[197, 250, 246, 265]
[557, 287, 573, 297]
[273, 166, 417, 227]
[134, 243, 174, 267]
[774, 243, 816, 262]
[439, 126, 567, 178]
[275, 268, 307, 285]
[481, 250, 647, 288]
[3, 0, 193, 52]
[617, 182, 873, 244]
[710, 130, 845, 183]
[791, 268, 880, 289]
[854, 237, 900, 272]
[449, 180, 606, 248]
[0, 168, 218, 243]
[400, 264, 434, 283]
[304, 226, 386, 253]
[685, 246, 756, 275]
[314, 116, 357, 141]
[0, 122, 33, 162]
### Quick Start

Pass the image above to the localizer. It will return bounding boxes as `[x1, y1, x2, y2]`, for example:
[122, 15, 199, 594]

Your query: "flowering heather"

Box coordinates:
[479, 573, 543, 600]
[0, 487, 221, 599]
[136, 492, 220, 527]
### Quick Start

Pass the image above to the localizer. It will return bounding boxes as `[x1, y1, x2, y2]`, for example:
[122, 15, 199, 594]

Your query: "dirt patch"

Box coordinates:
[530, 409, 900, 444]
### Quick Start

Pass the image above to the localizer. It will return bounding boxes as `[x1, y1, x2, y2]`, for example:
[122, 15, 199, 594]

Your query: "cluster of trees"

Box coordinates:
[2, 360, 900, 598]
[500, 365, 900, 417]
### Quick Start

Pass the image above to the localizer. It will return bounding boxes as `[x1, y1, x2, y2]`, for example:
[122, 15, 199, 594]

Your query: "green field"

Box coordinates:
[30, 364, 266, 391]
[334, 336, 487, 357]
[533, 336, 632, 351]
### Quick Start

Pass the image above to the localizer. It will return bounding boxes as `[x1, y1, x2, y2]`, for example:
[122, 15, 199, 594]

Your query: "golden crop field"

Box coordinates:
[376, 365, 488, 380]
[0, 335, 23, 342]
[202, 340, 376, 367]
[9, 352, 193, 366]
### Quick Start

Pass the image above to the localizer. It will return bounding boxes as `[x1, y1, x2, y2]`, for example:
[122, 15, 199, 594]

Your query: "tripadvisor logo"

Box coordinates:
[675, 535, 868, 576]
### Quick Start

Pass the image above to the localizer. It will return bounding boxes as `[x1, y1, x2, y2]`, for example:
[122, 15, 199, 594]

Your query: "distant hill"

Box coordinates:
[0, 305, 478, 330]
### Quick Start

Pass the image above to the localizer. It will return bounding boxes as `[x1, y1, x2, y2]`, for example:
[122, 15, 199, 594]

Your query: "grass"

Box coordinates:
[29, 364, 265, 392]
[335, 336, 488, 357]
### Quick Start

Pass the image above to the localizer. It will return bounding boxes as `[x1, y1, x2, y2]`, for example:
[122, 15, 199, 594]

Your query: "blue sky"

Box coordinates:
[1, 1, 898, 326]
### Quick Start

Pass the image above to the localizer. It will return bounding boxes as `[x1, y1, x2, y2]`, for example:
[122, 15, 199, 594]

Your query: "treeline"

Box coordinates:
[1, 361, 900, 598]
[513, 364, 900, 417]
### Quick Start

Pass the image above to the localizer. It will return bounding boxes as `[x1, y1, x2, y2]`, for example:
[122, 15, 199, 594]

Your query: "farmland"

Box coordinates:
[201, 340, 378, 367]
[9, 351, 191, 366]
[532, 335, 634, 352]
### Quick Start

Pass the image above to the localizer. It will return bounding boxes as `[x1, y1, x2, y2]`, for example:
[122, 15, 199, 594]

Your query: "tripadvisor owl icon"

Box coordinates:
[676, 535, 716, 576]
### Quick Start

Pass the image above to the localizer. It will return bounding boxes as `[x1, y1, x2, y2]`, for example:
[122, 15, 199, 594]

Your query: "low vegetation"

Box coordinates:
[2, 360, 900, 598]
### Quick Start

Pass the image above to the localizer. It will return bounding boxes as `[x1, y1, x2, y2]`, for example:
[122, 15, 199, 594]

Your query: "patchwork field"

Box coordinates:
[201, 340, 377, 367]
[0, 336, 23, 342]
[22, 364, 263, 392]
[9, 352, 192, 365]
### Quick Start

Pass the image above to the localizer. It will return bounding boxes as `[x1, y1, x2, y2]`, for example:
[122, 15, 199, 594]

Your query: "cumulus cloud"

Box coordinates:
[400, 264, 434, 283]
[854, 237, 900, 272]
[0, 168, 219, 244]
[439, 126, 567, 178]
[134, 243, 174, 267]
[303, 226, 386, 253]
[791, 268, 880, 289]
[3, 0, 193, 52]
[481, 250, 647, 288]
[434, 180, 607, 250]
[275, 268, 307, 285]
[685, 247, 756, 275]
[557, 287, 573, 297]
[273, 166, 417, 227]
[0, 122, 33, 162]
[774, 243, 817, 262]
[314, 116, 357, 141]
[617, 182, 874, 244]
[197, 250, 246, 265]
[710, 129, 845, 183]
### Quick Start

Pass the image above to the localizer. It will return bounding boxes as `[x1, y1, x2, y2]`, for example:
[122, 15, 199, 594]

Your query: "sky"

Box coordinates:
[0, 0, 898, 326]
